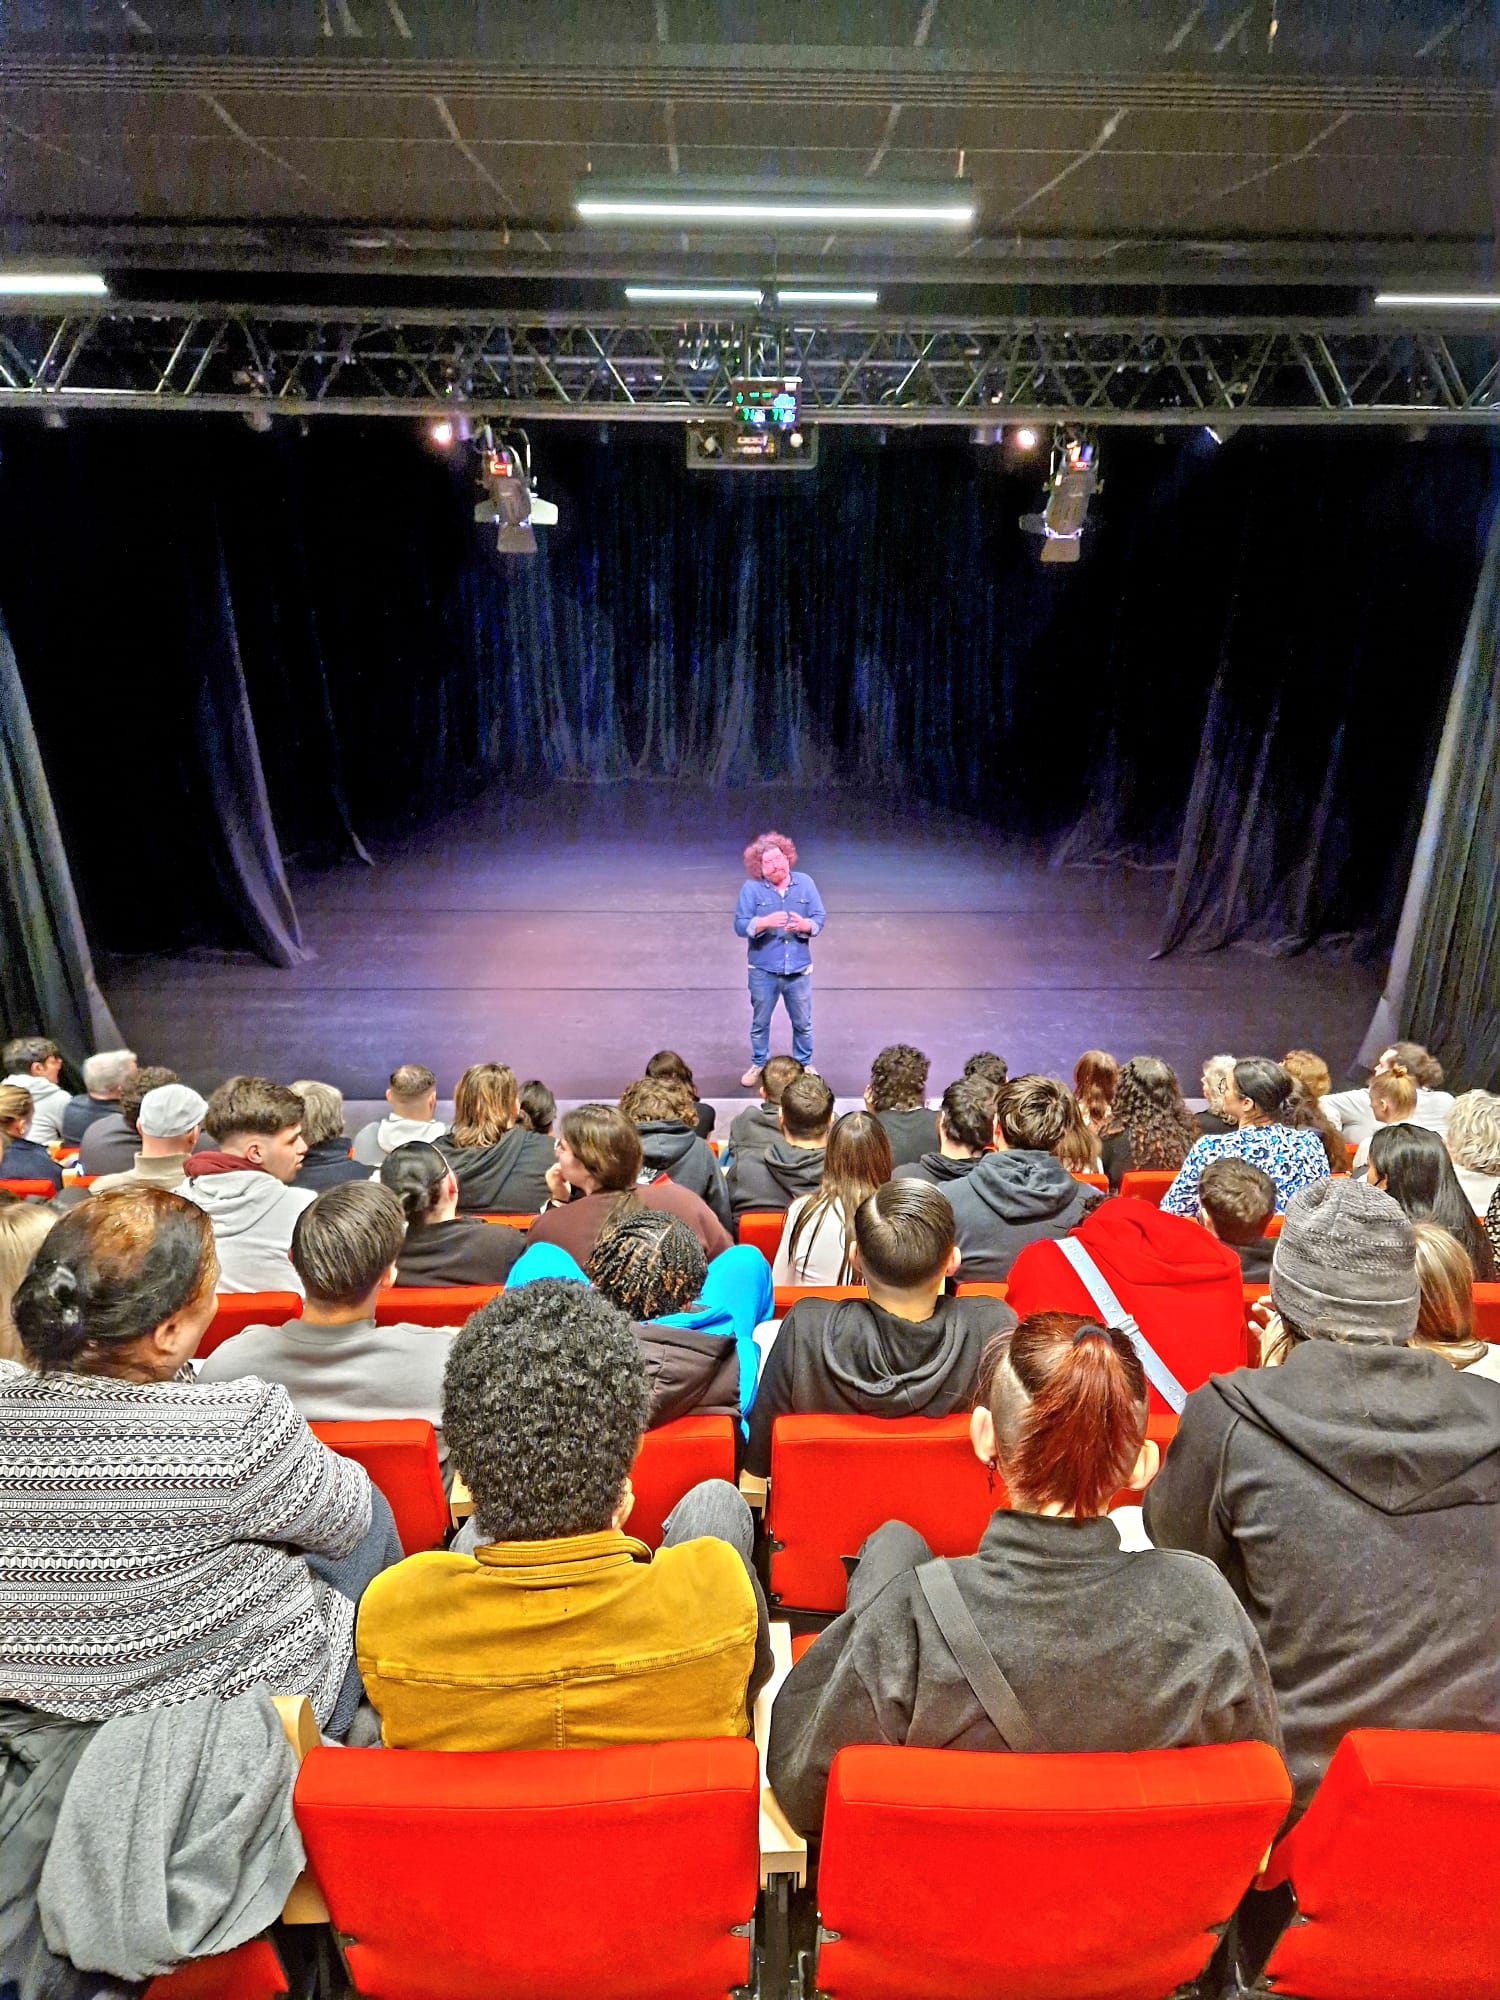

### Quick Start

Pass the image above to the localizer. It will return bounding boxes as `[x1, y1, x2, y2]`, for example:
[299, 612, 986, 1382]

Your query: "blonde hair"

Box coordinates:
[1283, 1050, 1332, 1101]
[1411, 1220, 1479, 1363]
[1447, 1090, 1500, 1176]
[1370, 1064, 1418, 1119]
[0, 1202, 57, 1361]
[0, 1083, 34, 1138]
[449, 1064, 520, 1148]
[291, 1080, 346, 1149]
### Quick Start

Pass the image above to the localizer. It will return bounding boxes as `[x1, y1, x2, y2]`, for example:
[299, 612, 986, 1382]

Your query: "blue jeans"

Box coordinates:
[748, 967, 813, 1066]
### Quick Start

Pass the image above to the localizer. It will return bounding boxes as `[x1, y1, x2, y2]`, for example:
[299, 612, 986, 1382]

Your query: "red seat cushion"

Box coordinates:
[309, 1419, 449, 1555]
[374, 1284, 500, 1327]
[1259, 1729, 1500, 2000]
[816, 1742, 1291, 2000]
[144, 1939, 287, 1999]
[1473, 1283, 1500, 1341]
[198, 1293, 303, 1358]
[294, 1738, 760, 2000]
[627, 1415, 737, 1550]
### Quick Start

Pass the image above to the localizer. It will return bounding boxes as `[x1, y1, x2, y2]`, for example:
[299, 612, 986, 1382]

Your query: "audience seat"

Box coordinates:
[1255, 1728, 1500, 2000]
[954, 1281, 1009, 1302]
[810, 1741, 1292, 2000]
[0, 1178, 57, 1199]
[1266, 1212, 1285, 1238]
[1119, 1169, 1177, 1203]
[309, 1419, 449, 1556]
[199, 1292, 303, 1357]
[374, 1284, 499, 1327]
[476, 1212, 537, 1229]
[628, 1414, 738, 1549]
[1473, 1283, 1500, 1340]
[294, 1737, 761, 2000]
[772, 1282, 866, 1316]
[144, 1940, 289, 2000]
[1072, 1171, 1108, 1190]
[738, 1210, 787, 1260]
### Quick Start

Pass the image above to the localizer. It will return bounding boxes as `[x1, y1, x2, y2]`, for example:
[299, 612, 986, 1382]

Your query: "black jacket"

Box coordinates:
[746, 1292, 1016, 1477]
[768, 1509, 1282, 1835]
[637, 1320, 741, 1427]
[0, 1136, 63, 1192]
[394, 1215, 525, 1288]
[77, 1113, 137, 1176]
[728, 1101, 782, 1161]
[436, 1126, 555, 1215]
[60, 1094, 117, 1146]
[728, 1137, 826, 1216]
[692, 1099, 715, 1142]
[1234, 1236, 1275, 1284]
[875, 1106, 941, 1168]
[292, 1138, 372, 1192]
[1145, 1340, 1500, 1811]
[940, 1150, 1102, 1280]
[636, 1120, 733, 1233]
[893, 1151, 983, 1188]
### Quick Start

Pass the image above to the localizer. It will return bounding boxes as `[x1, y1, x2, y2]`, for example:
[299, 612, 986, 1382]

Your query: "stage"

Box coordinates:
[100, 785, 1383, 1102]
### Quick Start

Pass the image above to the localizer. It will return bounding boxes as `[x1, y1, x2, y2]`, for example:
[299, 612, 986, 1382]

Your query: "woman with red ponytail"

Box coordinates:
[767, 1310, 1282, 1837]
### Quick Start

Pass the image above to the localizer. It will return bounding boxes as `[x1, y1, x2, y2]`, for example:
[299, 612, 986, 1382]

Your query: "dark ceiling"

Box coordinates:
[1, 1, 1497, 310]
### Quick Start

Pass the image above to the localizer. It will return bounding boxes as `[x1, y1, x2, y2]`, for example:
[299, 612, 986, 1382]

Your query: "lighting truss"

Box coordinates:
[1, 305, 1498, 424]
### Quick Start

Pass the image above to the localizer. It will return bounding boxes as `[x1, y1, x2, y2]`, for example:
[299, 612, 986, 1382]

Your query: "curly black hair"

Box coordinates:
[1099, 1056, 1198, 1172]
[867, 1043, 930, 1112]
[442, 1278, 649, 1542]
[588, 1208, 706, 1320]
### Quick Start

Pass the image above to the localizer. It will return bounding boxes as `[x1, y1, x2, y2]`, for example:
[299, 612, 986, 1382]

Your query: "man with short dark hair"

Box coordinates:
[1197, 1156, 1279, 1282]
[199, 1181, 454, 1466]
[894, 1078, 995, 1188]
[59, 1049, 138, 1146]
[178, 1075, 316, 1293]
[939, 1074, 1102, 1279]
[745, 1181, 1015, 1477]
[77, 1064, 177, 1176]
[726, 1072, 834, 1216]
[962, 1051, 1009, 1088]
[355, 1278, 770, 1749]
[2, 1036, 69, 1147]
[727, 1054, 803, 1165]
[865, 1043, 940, 1166]
[351, 1064, 446, 1168]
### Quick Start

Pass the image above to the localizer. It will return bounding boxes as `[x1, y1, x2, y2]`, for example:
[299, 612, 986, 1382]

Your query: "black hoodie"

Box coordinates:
[941, 1149, 1102, 1279]
[894, 1151, 983, 1188]
[435, 1125, 555, 1215]
[874, 1106, 941, 1168]
[745, 1292, 1016, 1476]
[636, 1120, 733, 1232]
[1145, 1340, 1500, 1811]
[727, 1137, 826, 1216]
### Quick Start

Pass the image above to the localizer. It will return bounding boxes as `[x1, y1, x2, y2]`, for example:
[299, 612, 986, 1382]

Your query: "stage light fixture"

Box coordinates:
[582, 180, 974, 229]
[625, 285, 764, 307]
[1374, 291, 1500, 309]
[1020, 428, 1100, 565]
[1014, 426, 1039, 450]
[0, 271, 107, 296]
[430, 418, 455, 448]
[776, 288, 879, 306]
[472, 424, 557, 555]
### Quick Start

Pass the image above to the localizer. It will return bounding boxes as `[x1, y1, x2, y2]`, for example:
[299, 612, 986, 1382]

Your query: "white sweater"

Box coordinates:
[772, 1194, 854, 1286]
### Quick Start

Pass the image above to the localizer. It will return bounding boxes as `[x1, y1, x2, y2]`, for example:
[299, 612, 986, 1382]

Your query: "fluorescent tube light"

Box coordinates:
[0, 272, 108, 296]
[625, 285, 764, 306]
[777, 288, 879, 306]
[1374, 292, 1500, 308]
[583, 192, 972, 228]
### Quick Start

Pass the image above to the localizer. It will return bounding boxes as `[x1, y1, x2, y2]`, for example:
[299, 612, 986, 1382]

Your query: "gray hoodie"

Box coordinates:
[727, 1137, 826, 1216]
[940, 1149, 1101, 1279]
[350, 1114, 447, 1168]
[178, 1168, 317, 1294]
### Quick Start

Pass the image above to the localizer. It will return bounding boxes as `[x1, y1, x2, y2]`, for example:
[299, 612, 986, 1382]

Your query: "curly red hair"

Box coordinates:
[743, 830, 798, 876]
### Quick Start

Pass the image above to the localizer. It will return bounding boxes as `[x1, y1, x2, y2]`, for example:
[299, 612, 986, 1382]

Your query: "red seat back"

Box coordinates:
[0, 1178, 57, 1199]
[145, 1940, 288, 2000]
[374, 1284, 500, 1327]
[294, 1738, 760, 2000]
[1072, 1170, 1108, 1190]
[1474, 1283, 1500, 1340]
[198, 1292, 303, 1358]
[1118, 1170, 1176, 1204]
[954, 1281, 1009, 1301]
[737, 1209, 786, 1260]
[309, 1419, 449, 1555]
[1265, 1211, 1285, 1237]
[1259, 1729, 1500, 2000]
[772, 1282, 866, 1316]
[767, 1414, 999, 1613]
[476, 1211, 538, 1228]
[815, 1742, 1291, 2000]
[627, 1415, 737, 1549]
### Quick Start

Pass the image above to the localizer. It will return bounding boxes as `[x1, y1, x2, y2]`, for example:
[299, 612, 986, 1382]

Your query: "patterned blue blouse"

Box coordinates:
[1160, 1123, 1331, 1216]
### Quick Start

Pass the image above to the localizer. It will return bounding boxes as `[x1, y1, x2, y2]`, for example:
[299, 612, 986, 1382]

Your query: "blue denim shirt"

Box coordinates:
[734, 872, 827, 975]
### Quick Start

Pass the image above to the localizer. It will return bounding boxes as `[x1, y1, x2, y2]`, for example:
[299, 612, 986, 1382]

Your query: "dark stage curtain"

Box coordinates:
[1361, 504, 1500, 1089]
[0, 606, 120, 1057]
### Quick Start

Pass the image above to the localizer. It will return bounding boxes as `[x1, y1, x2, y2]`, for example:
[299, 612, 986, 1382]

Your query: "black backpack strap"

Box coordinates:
[915, 1559, 1049, 1754]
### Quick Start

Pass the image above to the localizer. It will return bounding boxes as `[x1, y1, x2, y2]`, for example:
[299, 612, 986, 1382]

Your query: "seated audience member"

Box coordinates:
[1196, 1155, 1279, 1283]
[774, 1110, 893, 1285]
[529, 1104, 733, 1263]
[865, 1043, 940, 1167]
[1006, 1180, 1249, 1394]
[1146, 1177, 1500, 1814]
[78, 1063, 177, 1176]
[1488, 1184, 1500, 1267]
[894, 1077, 996, 1190]
[1445, 1089, 1500, 1218]
[727, 1072, 834, 1217]
[89, 1082, 208, 1195]
[178, 1075, 317, 1294]
[1349, 1063, 1417, 1172]
[1055, 1085, 1103, 1174]
[506, 1208, 768, 1423]
[380, 1140, 524, 1287]
[351, 1064, 446, 1168]
[1288, 1074, 1349, 1175]
[748, 1182, 1016, 1478]
[199, 1182, 455, 1470]
[60, 1048, 138, 1146]
[356, 1279, 770, 1749]
[646, 1048, 715, 1142]
[1282, 1049, 1336, 1131]
[517, 1077, 556, 1137]
[1196, 1054, 1238, 1137]
[435, 1062, 555, 1214]
[1322, 1041, 1456, 1148]
[941, 1075, 1103, 1280]
[1410, 1219, 1500, 1384]
[0, 1199, 56, 1363]
[726, 1053, 803, 1164]
[1, 1036, 70, 1146]
[0, 1085, 64, 1192]
[1073, 1050, 1119, 1131]
[962, 1051, 1009, 1089]
[769, 1309, 1279, 1836]
[1161, 1060, 1330, 1218]
[620, 1074, 733, 1232]
[290, 1081, 369, 1190]
[0, 1188, 383, 1735]
[1097, 1055, 1199, 1190]
[1368, 1122, 1495, 1279]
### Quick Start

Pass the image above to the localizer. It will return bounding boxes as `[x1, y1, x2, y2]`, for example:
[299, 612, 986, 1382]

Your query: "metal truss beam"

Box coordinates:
[1, 306, 1498, 425]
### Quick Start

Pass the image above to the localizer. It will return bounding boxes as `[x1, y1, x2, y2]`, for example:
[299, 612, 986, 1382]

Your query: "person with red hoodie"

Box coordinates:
[1004, 1196, 1248, 1405]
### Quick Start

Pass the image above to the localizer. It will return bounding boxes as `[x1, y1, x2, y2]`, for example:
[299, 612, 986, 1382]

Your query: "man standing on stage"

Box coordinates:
[734, 831, 826, 1089]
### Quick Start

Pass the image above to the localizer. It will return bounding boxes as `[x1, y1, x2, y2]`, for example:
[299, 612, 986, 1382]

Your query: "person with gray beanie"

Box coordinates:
[1145, 1176, 1500, 1816]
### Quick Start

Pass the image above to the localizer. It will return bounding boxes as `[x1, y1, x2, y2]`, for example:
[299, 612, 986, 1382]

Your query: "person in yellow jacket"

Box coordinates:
[356, 1277, 770, 1749]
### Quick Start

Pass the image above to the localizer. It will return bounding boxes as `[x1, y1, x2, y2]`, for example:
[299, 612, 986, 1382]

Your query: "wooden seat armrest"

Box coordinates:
[270, 1695, 331, 1924]
[450, 1472, 474, 1522]
[738, 1470, 768, 1513]
[755, 1623, 807, 1887]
